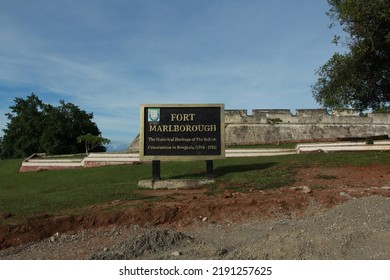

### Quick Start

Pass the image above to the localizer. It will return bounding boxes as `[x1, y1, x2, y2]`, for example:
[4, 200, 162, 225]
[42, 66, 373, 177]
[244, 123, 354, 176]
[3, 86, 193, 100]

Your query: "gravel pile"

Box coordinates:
[90, 229, 194, 259]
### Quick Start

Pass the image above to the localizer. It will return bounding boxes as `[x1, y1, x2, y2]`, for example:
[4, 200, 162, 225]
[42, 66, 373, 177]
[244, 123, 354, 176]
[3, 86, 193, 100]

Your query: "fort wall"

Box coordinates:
[225, 109, 390, 145]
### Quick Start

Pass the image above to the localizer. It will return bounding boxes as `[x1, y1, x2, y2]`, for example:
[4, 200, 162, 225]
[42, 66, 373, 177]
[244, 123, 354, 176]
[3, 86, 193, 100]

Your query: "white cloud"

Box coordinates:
[0, 0, 347, 143]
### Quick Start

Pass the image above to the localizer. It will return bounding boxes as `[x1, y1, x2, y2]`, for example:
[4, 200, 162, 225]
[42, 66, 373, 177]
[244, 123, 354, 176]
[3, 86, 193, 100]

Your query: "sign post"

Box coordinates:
[152, 160, 161, 180]
[140, 104, 225, 180]
[205, 160, 214, 179]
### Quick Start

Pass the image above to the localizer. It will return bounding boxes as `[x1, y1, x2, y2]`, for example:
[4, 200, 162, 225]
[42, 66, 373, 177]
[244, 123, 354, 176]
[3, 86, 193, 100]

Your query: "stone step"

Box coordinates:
[27, 159, 83, 163]
[226, 149, 296, 157]
[86, 153, 139, 158]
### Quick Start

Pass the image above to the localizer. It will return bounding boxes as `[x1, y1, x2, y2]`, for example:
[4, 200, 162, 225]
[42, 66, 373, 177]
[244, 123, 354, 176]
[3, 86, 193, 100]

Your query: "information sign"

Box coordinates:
[140, 104, 225, 161]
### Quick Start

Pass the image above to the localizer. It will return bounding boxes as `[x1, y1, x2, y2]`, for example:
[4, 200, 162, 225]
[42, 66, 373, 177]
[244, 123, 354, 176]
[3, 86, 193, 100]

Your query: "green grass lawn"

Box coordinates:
[0, 159, 152, 223]
[1, 151, 389, 225]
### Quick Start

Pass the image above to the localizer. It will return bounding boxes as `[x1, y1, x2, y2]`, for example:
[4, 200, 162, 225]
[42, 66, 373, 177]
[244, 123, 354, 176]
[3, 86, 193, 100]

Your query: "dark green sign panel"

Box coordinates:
[140, 104, 225, 161]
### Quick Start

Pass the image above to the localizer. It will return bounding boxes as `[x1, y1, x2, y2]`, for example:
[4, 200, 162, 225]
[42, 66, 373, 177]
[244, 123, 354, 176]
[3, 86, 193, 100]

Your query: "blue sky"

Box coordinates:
[0, 0, 346, 150]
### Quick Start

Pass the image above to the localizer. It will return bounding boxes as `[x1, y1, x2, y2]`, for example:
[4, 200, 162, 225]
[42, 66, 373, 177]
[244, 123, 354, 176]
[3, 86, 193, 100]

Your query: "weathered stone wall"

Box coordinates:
[129, 109, 390, 149]
[225, 109, 390, 145]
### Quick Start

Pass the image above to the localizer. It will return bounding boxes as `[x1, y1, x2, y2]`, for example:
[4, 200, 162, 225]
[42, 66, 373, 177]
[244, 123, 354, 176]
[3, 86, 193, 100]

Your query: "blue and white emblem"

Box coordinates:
[148, 108, 160, 122]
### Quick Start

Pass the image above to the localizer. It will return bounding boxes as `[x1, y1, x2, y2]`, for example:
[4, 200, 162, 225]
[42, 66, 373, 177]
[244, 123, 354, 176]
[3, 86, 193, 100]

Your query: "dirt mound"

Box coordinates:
[91, 229, 194, 259]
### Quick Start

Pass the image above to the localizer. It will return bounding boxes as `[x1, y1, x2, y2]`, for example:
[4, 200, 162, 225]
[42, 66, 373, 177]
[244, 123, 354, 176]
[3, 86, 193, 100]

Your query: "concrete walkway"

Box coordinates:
[295, 140, 390, 153]
[226, 148, 296, 157]
[83, 153, 139, 167]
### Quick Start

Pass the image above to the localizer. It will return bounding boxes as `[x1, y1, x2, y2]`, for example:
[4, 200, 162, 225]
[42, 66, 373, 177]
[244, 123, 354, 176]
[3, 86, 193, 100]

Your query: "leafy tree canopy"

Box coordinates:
[312, 0, 390, 111]
[0, 137, 3, 159]
[1, 93, 108, 159]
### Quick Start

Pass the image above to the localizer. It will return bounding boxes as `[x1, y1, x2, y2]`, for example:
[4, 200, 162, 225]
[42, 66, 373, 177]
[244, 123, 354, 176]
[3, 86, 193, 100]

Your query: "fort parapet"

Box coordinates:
[225, 109, 390, 145]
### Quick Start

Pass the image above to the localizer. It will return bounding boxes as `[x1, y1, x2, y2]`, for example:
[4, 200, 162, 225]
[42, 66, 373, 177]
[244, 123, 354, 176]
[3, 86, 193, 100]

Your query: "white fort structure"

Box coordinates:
[130, 108, 390, 149]
[224, 109, 390, 145]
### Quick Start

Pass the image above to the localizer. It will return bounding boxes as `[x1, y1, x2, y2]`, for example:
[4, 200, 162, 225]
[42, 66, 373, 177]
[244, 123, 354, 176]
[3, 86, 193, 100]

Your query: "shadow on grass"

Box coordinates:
[214, 162, 277, 177]
[167, 162, 277, 179]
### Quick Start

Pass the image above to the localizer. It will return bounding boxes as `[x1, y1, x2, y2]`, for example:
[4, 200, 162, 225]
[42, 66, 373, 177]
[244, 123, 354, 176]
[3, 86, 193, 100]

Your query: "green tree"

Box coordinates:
[1, 93, 107, 159]
[41, 100, 104, 155]
[312, 0, 390, 111]
[0, 137, 3, 159]
[1, 94, 45, 159]
[77, 133, 111, 155]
